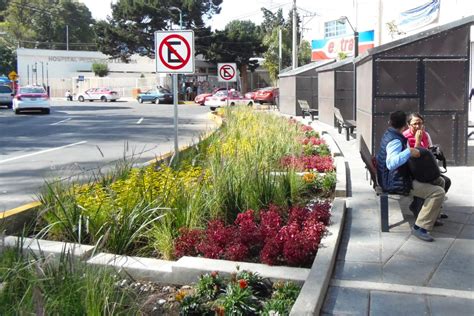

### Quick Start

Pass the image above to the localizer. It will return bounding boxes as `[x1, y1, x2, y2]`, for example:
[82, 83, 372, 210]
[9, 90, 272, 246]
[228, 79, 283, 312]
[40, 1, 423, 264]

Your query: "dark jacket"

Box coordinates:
[376, 127, 412, 194]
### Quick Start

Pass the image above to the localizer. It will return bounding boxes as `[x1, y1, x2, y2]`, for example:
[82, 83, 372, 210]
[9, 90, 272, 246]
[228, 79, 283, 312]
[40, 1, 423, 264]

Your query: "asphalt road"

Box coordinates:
[0, 99, 213, 212]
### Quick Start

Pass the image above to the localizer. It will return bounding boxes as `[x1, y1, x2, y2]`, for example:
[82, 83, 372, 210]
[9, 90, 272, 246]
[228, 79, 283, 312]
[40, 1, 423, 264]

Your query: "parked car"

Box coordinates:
[0, 85, 14, 109]
[244, 89, 259, 101]
[12, 85, 50, 114]
[204, 90, 254, 111]
[194, 87, 226, 105]
[254, 87, 279, 104]
[77, 88, 119, 102]
[137, 88, 173, 104]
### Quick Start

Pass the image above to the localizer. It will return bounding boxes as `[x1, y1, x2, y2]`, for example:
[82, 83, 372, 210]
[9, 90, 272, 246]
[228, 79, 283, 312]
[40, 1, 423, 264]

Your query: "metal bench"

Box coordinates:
[298, 100, 318, 121]
[334, 107, 356, 141]
[359, 136, 399, 232]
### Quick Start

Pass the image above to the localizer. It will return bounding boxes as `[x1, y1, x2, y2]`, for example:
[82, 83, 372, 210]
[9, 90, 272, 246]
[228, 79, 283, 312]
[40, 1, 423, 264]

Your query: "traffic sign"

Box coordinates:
[8, 71, 18, 81]
[218, 63, 237, 82]
[155, 30, 194, 74]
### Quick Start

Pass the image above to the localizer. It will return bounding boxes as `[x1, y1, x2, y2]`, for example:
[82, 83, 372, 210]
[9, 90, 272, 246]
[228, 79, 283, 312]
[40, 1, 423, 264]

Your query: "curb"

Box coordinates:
[290, 198, 346, 315]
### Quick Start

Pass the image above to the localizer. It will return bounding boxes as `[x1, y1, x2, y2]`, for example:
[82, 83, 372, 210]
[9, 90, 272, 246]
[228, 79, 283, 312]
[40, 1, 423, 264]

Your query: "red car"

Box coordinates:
[244, 89, 259, 100]
[194, 87, 226, 105]
[254, 87, 279, 104]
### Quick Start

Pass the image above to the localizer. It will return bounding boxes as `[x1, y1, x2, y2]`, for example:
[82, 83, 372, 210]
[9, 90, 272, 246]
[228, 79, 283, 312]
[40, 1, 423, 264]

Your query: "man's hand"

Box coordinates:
[410, 148, 420, 158]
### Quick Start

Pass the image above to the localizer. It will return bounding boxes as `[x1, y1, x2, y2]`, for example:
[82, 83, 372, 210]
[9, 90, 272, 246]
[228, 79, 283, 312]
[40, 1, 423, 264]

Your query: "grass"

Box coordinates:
[0, 244, 140, 315]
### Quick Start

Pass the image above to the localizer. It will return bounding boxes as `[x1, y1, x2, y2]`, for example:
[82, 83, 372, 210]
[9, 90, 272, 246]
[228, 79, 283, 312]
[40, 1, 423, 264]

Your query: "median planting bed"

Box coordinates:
[1, 106, 338, 313]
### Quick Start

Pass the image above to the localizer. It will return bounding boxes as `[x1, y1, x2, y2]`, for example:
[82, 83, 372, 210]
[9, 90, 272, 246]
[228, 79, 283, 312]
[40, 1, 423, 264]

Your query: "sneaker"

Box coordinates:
[440, 213, 448, 219]
[412, 227, 434, 242]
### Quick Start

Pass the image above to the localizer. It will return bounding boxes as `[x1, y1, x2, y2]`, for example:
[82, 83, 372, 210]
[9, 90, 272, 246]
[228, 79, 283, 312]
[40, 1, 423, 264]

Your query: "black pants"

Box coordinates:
[410, 174, 451, 218]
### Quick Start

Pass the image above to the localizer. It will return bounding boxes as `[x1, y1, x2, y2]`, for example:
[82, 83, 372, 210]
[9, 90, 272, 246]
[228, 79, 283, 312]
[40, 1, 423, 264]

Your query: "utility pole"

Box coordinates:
[278, 28, 282, 72]
[66, 25, 69, 51]
[292, 0, 297, 69]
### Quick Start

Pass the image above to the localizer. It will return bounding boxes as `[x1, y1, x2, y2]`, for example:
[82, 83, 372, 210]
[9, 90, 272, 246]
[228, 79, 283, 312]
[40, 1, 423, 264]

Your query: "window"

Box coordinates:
[324, 20, 348, 38]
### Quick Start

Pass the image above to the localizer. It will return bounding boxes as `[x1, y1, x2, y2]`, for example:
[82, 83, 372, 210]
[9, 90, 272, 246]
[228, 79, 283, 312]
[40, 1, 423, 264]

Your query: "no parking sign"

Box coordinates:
[155, 30, 194, 74]
[218, 63, 237, 82]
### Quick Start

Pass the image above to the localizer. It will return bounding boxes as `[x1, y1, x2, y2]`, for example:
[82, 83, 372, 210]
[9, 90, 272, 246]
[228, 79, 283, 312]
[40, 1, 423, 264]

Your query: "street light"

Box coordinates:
[169, 7, 182, 30]
[168, 6, 182, 162]
[338, 16, 358, 57]
[338, 16, 358, 120]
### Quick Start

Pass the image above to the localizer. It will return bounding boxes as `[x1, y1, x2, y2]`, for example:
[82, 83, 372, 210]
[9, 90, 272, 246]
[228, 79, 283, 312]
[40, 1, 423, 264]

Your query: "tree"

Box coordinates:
[92, 63, 109, 77]
[3, 0, 95, 49]
[260, 7, 302, 83]
[0, 42, 16, 75]
[93, 0, 223, 60]
[201, 20, 264, 93]
[298, 40, 311, 66]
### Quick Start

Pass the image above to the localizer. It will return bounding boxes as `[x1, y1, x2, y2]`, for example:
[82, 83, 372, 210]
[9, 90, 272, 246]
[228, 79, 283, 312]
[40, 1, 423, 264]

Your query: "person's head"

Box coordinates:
[408, 112, 424, 133]
[389, 111, 408, 130]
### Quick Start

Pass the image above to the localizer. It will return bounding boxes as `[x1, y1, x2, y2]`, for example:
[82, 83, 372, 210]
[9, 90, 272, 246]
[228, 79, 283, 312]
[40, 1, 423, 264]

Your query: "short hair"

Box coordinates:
[408, 112, 424, 123]
[389, 111, 407, 129]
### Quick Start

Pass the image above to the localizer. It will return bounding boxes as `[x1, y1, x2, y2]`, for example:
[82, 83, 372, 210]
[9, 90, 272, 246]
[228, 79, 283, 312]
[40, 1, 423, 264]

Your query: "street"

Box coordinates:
[0, 99, 213, 212]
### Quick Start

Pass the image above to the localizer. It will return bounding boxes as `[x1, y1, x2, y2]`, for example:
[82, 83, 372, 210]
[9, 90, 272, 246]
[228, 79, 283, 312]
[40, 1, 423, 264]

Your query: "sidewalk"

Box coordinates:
[304, 118, 473, 315]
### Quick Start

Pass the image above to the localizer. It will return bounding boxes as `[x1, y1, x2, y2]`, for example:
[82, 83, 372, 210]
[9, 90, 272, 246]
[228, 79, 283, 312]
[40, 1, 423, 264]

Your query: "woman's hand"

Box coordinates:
[415, 129, 423, 147]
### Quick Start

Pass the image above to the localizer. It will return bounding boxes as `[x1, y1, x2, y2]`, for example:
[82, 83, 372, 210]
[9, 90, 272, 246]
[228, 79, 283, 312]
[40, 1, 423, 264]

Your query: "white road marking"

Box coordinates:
[0, 141, 87, 164]
[137, 117, 144, 124]
[50, 118, 72, 125]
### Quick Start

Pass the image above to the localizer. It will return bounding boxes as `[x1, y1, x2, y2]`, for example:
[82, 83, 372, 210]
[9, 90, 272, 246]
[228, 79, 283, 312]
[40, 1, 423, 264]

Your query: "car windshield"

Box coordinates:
[20, 87, 45, 94]
[158, 88, 170, 94]
[0, 85, 12, 93]
[214, 91, 228, 97]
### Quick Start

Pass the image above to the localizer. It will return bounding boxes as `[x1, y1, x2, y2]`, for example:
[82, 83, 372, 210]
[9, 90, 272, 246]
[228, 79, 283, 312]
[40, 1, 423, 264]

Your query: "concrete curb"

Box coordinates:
[290, 198, 347, 315]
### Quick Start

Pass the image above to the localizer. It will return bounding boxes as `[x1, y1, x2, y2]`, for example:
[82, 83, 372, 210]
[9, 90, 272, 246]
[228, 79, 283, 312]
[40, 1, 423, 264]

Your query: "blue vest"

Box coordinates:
[376, 128, 412, 194]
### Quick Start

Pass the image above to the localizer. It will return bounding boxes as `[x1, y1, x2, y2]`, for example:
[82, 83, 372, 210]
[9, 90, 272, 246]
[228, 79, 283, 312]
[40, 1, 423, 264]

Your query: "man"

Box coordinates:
[376, 111, 445, 242]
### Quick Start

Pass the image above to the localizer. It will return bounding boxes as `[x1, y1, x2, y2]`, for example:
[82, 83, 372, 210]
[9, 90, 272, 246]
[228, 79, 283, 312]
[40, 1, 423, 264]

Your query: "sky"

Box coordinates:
[78, 0, 347, 39]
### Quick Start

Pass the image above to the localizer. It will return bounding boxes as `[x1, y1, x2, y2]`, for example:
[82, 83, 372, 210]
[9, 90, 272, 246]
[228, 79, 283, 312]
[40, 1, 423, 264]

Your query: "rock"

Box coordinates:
[157, 299, 166, 305]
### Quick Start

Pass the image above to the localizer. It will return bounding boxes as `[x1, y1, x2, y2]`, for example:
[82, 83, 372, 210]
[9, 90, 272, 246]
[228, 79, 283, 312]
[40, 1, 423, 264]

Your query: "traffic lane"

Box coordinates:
[0, 101, 210, 160]
[0, 101, 213, 211]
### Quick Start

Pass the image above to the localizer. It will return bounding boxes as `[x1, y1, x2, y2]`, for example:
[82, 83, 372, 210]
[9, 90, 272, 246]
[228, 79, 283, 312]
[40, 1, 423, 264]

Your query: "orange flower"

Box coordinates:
[238, 279, 248, 289]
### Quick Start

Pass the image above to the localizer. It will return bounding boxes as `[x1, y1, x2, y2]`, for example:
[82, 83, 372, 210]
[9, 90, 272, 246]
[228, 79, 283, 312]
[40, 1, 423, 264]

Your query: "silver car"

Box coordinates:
[0, 85, 14, 109]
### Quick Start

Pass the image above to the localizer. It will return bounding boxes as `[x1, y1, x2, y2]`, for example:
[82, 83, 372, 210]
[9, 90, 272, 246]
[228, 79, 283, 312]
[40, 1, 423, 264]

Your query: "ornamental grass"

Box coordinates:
[36, 106, 335, 260]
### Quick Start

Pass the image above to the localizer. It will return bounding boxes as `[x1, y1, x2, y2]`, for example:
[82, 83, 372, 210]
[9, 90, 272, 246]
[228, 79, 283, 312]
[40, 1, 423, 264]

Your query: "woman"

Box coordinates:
[404, 113, 450, 220]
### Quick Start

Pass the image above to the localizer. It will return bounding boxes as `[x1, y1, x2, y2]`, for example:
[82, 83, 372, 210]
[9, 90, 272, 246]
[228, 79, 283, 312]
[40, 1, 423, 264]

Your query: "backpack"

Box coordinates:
[408, 147, 441, 183]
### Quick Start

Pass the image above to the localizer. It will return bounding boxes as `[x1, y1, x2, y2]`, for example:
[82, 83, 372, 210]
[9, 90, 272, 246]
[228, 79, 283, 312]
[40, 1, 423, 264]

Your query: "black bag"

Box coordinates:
[408, 147, 441, 183]
[428, 145, 447, 173]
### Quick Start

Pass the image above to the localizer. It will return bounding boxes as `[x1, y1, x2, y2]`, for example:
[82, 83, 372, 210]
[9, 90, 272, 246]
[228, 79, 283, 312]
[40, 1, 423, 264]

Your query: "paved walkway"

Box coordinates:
[305, 119, 474, 315]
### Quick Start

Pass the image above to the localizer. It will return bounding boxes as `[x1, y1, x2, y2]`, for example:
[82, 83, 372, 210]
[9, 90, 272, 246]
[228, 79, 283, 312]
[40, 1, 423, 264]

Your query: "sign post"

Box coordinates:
[218, 63, 237, 108]
[155, 30, 194, 162]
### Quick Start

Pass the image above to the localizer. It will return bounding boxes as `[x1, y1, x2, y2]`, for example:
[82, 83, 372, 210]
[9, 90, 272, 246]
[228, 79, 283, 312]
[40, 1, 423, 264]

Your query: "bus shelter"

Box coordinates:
[317, 58, 354, 127]
[278, 60, 333, 117]
[355, 16, 473, 165]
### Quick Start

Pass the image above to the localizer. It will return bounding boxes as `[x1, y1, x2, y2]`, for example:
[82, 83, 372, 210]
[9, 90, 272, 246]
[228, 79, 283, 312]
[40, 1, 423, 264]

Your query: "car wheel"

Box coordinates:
[259, 101, 264, 104]
[14, 109, 20, 114]
[210, 107, 216, 111]
[101, 96, 107, 102]
[247, 101, 253, 106]
[230, 102, 235, 106]
[138, 97, 143, 103]
[7, 104, 12, 109]
[43, 108, 50, 114]
[78, 96, 84, 102]
[155, 98, 160, 104]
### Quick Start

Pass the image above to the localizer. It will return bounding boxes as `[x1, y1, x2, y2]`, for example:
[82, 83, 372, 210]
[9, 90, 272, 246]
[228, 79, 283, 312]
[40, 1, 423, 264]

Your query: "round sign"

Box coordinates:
[219, 64, 236, 81]
[158, 34, 192, 70]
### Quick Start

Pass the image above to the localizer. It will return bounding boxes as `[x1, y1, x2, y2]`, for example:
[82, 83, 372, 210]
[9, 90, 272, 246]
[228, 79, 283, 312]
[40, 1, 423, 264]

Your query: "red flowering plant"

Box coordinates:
[174, 202, 331, 267]
[281, 155, 334, 173]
